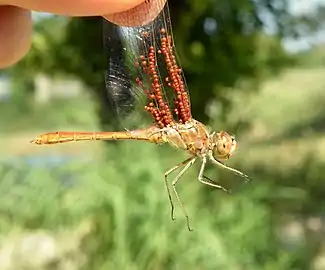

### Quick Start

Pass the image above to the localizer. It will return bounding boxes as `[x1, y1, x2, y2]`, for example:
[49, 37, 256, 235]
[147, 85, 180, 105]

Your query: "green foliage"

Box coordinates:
[0, 141, 324, 269]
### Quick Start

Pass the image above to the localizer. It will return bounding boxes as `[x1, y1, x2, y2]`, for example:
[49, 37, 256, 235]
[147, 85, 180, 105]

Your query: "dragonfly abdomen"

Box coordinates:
[31, 128, 165, 145]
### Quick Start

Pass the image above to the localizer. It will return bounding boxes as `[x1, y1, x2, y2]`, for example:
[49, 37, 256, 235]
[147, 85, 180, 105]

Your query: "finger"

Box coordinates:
[0, 6, 31, 68]
[6, 0, 145, 16]
[104, 0, 166, 26]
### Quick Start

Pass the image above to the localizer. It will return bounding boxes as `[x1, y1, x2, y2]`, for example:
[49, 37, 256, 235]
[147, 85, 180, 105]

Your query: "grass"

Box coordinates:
[0, 142, 289, 269]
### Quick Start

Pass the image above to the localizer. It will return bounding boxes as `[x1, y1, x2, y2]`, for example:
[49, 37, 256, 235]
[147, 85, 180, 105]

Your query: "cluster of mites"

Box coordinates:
[135, 28, 191, 128]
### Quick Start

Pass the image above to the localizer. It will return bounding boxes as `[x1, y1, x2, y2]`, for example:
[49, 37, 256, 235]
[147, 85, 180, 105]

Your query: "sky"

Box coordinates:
[283, 0, 325, 52]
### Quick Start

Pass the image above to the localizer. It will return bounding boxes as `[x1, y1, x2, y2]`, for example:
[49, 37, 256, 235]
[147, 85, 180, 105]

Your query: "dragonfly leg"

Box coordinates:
[198, 158, 230, 194]
[208, 154, 252, 183]
[164, 157, 194, 221]
[171, 157, 197, 231]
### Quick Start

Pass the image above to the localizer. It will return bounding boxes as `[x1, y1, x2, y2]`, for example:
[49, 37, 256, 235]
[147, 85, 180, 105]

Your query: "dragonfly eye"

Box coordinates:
[212, 131, 238, 160]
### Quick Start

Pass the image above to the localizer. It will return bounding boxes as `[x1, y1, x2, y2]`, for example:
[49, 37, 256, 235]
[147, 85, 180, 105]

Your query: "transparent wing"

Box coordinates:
[103, 0, 192, 131]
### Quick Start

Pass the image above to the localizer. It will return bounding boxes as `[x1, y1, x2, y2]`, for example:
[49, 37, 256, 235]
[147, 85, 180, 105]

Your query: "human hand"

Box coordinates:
[0, 0, 165, 68]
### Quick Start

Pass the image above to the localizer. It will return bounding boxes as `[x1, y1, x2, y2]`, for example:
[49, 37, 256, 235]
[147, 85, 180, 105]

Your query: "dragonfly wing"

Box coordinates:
[103, 1, 192, 131]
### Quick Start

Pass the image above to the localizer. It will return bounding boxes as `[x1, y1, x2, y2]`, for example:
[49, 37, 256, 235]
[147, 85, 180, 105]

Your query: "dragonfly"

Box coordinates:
[31, 0, 251, 231]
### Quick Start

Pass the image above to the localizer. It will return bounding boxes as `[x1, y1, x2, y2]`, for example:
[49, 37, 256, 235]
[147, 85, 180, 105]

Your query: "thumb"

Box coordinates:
[0, 6, 31, 68]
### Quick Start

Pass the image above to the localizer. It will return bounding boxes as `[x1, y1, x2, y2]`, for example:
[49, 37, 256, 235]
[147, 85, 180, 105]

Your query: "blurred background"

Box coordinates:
[1, 0, 325, 269]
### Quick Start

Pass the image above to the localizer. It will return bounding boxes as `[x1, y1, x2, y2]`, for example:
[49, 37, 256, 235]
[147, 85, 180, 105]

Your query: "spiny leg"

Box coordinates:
[164, 157, 195, 221]
[171, 157, 197, 231]
[198, 158, 230, 193]
[209, 155, 252, 183]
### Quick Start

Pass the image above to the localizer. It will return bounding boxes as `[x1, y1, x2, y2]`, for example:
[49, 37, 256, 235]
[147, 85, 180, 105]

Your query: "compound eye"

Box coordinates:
[213, 132, 238, 160]
[219, 135, 231, 154]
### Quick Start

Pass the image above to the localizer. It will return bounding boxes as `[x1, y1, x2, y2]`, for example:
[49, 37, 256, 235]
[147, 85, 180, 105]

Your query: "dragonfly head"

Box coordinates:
[210, 131, 238, 161]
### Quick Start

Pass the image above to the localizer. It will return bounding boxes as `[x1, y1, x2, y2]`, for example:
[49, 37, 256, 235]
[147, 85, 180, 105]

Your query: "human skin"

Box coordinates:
[0, 0, 166, 68]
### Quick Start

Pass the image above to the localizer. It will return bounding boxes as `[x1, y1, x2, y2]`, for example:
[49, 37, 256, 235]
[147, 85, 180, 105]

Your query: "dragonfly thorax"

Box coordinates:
[210, 131, 238, 161]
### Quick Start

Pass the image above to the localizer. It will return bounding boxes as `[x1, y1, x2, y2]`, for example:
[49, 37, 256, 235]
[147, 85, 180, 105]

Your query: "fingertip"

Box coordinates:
[10, 0, 146, 16]
[103, 0, 166, 26]
[0, 6, 32, 69]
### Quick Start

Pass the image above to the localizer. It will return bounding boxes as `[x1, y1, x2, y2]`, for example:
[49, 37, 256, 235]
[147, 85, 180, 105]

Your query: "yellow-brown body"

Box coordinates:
[31, 119, 220, 159]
